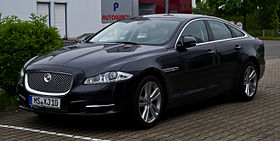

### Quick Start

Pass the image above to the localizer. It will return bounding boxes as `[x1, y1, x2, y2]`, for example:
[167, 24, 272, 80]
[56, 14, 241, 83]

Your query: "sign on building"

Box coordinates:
[101, 0, 133, 23]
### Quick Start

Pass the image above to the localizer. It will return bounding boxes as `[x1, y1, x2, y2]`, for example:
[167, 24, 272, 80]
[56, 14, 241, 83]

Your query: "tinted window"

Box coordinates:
[208, 21, 232, 40]
[229, 26, 245, 37]
[181, 20, 209, 43]
[90, 19, 180, 45]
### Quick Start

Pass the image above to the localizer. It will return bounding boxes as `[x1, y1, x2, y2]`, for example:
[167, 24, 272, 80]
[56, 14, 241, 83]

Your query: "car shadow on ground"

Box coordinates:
[161, 94, 233, 120]
[30, 93, 236, 131]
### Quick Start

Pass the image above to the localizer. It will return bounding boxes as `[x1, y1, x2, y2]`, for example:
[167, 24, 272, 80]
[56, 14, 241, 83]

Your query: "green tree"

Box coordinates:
[207, 0, 258, 30]
[193, 1, 215, 16]
[257, 0, 280, 35]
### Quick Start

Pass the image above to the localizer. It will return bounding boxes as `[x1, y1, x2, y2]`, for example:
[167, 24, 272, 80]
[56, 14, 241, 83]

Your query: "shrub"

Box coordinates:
[0, 90, 17, 109]
[0, 13, 63, 95]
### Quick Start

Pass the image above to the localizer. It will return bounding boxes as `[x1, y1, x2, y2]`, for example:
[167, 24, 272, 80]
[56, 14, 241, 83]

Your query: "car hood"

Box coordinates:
[27, 43, 164, 77]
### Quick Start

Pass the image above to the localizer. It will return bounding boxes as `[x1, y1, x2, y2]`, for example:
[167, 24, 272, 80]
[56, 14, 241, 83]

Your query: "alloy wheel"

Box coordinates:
[138, 81, 161, 123]
[243, 65, 257, 97]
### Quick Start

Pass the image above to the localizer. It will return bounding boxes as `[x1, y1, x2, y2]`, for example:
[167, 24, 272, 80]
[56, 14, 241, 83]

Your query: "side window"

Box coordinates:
[208, 20, 232, 40]
[229, 26, 245, 37]
[181, 20, 209, 43]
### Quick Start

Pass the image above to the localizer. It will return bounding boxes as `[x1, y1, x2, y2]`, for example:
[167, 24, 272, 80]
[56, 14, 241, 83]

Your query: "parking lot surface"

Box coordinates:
[1, 57, 280, 141]
[263, 40, 280, 57]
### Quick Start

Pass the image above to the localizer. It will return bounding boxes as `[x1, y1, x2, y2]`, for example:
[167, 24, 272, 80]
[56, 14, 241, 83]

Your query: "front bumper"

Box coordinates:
[17, 79, 131, 116]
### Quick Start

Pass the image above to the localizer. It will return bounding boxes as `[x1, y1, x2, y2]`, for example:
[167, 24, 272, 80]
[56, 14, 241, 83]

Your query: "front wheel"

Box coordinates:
[238, 62, 258, 101]
[132, 76, 164, 128]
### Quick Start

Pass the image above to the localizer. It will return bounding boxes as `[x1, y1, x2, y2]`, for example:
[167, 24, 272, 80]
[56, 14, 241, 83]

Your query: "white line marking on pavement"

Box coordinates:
[0, 124, 110, 141]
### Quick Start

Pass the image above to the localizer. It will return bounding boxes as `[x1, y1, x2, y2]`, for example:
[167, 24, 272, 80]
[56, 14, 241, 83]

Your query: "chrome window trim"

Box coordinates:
[24, 71, 73, 96]
[174, 18, 248, 49]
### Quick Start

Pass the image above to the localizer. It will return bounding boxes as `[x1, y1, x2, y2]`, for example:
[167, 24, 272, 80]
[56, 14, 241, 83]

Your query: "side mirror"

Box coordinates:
[77, 33, 95, 43]
[176, 36, 197, 52]
[182, 36, 197, 47]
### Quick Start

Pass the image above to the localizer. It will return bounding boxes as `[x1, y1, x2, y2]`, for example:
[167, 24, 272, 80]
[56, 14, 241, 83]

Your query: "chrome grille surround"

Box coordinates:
[24, 71, 73, 96]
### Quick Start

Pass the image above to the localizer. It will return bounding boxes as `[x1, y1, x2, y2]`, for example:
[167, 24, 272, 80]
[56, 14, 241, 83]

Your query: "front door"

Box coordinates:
[171, 20, 218, 104]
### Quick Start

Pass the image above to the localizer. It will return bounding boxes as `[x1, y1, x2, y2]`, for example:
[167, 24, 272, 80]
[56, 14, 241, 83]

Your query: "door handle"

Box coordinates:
[235, 45, 241, 50]
[207, 49, 215, 54]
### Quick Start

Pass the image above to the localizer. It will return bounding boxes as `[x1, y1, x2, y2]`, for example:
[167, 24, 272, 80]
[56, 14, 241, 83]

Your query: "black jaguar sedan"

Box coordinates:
[18, 14, 265, 128]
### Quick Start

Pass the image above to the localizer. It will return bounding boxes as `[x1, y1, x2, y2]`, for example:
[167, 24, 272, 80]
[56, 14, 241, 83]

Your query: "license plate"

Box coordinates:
[29, 95, 61, 109]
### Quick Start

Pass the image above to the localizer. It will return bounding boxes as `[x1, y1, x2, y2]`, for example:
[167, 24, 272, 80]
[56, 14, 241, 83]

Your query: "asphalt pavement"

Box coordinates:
[263, 40, 280, 57]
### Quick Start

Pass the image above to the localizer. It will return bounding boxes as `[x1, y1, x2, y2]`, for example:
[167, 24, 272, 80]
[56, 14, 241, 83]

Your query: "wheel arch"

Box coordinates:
[136, 68, 169, 109]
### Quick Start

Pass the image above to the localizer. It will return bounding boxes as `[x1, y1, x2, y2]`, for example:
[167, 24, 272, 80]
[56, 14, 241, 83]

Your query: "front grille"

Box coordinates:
[25, 71, 73, 95]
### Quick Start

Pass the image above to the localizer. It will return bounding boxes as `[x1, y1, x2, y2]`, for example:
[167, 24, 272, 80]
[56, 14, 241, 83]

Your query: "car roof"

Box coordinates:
[144, 14, 207, 19]
[143, 14, 227, 23]
[141, 14, 248, 36]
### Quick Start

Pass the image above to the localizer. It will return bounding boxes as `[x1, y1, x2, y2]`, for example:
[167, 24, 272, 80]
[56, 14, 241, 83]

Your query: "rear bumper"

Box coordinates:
[259, 62, 265, 80]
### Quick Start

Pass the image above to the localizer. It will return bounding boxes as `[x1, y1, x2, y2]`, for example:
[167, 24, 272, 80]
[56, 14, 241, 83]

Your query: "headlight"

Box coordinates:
[84, 71, 133, 84]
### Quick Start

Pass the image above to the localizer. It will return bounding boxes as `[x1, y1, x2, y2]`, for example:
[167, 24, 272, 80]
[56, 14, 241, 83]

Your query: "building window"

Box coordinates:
[37, 2, 50, 26]
[54, 3, 67, 39]
[139, 4, 155, 16]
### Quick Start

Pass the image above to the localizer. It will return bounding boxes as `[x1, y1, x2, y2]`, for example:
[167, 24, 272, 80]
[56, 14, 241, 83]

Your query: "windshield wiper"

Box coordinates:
[111, 41, 139, 45]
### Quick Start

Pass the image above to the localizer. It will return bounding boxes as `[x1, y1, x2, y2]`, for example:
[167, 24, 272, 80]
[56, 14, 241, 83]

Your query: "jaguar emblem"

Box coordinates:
[44, 73, 52, 83]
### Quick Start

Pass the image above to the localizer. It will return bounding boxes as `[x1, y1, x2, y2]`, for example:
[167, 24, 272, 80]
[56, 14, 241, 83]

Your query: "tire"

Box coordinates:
[237, 62, 258, 101]
[131, 75, 164, 128]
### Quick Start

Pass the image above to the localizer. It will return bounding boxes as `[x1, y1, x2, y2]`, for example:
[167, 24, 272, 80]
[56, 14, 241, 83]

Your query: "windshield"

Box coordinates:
[90, 19, 180, 45]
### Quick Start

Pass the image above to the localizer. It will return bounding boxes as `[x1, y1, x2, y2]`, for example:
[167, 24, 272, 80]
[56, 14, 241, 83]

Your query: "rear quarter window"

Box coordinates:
[229, 26, 245, 37]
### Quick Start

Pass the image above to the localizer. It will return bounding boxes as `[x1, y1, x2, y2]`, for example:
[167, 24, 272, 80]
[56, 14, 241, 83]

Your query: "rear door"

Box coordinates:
[206, 20, 244, 91]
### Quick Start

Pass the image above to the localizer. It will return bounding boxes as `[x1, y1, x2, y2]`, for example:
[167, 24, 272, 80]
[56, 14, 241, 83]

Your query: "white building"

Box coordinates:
[0, 0, 139, 39]
[192, 0, 206, 8]
[192, 0, 197, 8]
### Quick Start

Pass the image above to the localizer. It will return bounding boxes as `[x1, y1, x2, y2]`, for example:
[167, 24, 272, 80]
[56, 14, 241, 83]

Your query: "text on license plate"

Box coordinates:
[29, 95, 61, 109]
